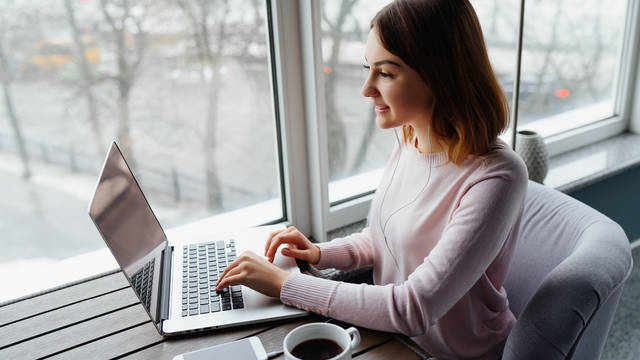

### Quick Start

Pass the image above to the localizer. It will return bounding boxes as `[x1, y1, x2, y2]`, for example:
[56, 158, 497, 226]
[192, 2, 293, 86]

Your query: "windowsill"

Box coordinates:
[544, 131, 640, 193]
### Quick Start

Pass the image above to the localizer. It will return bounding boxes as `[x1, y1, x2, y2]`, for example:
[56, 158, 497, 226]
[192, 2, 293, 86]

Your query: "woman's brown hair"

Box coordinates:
[372, 0, 508, 165]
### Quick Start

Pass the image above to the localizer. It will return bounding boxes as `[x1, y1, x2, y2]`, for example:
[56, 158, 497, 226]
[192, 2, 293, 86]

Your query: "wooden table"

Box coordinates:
[0, 270, 426, 359]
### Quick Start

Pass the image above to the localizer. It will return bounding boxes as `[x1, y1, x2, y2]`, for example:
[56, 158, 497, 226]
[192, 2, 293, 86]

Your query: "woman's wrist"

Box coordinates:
[312, 245, 321, 265]
[277, 270, 291, 298]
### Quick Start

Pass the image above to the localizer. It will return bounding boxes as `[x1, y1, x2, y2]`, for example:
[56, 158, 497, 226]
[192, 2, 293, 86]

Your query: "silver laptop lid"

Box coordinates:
[88, 141, 167, 329]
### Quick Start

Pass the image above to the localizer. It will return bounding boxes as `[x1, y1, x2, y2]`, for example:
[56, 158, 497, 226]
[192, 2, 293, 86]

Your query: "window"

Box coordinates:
[0, 0, 282, 301]
[2, 0, 637, 303]
[517, 0, 628, 137]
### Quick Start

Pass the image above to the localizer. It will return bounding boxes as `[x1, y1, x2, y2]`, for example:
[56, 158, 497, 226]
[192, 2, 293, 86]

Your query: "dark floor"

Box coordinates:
[601, 243, 640, 360]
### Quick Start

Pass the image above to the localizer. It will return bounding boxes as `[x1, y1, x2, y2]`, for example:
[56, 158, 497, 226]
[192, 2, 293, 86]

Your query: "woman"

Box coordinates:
[216, 1, 528, 358]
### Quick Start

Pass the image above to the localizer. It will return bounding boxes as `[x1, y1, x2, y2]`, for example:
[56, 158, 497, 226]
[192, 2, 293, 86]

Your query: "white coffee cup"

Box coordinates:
[283, 322, 360, 360]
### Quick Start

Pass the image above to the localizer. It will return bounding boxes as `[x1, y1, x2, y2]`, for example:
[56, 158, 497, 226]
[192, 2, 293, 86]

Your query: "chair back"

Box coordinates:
[503, 180, 632, 359]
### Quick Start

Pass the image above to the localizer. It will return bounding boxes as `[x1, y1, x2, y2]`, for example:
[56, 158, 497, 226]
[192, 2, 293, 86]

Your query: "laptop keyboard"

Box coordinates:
[131, 260, 154, 310]
[181, 239, 243, 316]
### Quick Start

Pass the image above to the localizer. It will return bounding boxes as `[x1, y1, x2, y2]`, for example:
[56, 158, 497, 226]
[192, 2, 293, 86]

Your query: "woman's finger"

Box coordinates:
[218, 255, 244, 284]
[265, 229, 285, 255]
[216, 272, 245, 291]
[266, 232, 304, 262]
[281, 247, 311, 262]
[216, 263, 243, 289]
[264, 227, 294, 255]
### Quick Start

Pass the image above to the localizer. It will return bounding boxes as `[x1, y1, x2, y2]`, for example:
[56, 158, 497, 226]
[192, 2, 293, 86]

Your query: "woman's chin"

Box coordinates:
[375, 115, 401, 129]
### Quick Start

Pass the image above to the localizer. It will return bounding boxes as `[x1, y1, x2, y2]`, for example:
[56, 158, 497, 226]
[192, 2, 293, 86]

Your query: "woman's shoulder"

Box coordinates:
[471, 138, 528, 185]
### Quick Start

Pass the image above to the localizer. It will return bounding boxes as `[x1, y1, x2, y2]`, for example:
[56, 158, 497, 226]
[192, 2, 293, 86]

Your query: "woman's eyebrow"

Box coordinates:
[374, 60, 402, 67]
[364, 57, 402, 67]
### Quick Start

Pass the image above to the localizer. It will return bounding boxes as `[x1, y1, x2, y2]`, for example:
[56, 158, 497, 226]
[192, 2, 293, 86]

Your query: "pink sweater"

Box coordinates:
[280, 138, 528, 359]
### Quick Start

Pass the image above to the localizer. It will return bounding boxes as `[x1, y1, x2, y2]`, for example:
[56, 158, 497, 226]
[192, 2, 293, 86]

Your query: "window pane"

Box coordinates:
[473, 0, 520, 116]
[324, 0, 519, 204]
[321, 0, 395, 204]
[518, 0, 627, 135]
[0, 0, 281, 301]
[473, 0, 520, 145]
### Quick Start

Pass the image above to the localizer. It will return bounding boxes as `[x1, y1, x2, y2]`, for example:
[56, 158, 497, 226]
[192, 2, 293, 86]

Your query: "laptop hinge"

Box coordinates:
[159, 244, 173, 321]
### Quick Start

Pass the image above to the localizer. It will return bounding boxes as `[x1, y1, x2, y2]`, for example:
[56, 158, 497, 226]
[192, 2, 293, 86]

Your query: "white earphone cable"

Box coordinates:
[378, 126, 433, 270]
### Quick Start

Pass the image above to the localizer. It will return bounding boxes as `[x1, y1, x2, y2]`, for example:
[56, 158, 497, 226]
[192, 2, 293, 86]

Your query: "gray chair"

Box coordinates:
[502, 180, 633, 359]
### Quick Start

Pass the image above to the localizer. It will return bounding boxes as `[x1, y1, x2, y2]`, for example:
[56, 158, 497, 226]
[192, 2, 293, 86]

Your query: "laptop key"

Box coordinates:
[222, 303, 232, 311]
[231, 285, 242, 292]
[211, 302, 221, 312]
[182, 311, 188, 317]
[189, 303, 198, 310]
[200, 305, 210, 314]
[189, 309, 198, 316]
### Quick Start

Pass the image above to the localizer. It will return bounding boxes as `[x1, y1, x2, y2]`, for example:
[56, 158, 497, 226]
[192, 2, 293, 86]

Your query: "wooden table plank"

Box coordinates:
[0, 271, 424, 360]
[124, 315, 322, 360]
[355, 338, 423, 360]
[0, 287, 139, 348]
[48, 322, 164, 360]
[0, 272, 129, 326]
[0, 304, 149, 359]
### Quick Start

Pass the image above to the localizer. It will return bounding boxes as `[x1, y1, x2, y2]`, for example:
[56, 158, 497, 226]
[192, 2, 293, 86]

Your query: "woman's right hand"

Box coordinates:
[264, 226, 321, 265]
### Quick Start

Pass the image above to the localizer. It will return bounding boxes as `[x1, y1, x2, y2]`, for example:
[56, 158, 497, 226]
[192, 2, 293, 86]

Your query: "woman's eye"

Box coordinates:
[362, 64, 392, 78]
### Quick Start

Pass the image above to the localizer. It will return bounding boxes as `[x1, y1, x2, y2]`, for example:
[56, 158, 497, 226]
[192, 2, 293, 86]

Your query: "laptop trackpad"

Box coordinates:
[272, 249, 301, 274]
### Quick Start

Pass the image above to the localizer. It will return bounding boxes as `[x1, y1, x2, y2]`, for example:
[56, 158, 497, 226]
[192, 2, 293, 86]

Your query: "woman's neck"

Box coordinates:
[412, 126, 448, 154]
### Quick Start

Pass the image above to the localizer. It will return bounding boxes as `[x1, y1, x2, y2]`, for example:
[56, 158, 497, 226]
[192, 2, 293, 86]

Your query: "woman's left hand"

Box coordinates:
[215, 250, 290, 298]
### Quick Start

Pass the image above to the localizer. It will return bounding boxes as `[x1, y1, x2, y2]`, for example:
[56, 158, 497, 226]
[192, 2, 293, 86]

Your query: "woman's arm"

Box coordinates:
[281, 172, 527, 336]
[314, 227, 376, 271]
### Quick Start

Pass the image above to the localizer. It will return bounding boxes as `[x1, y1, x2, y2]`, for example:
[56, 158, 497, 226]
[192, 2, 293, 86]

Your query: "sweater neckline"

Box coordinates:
[408, 139, 449, 167]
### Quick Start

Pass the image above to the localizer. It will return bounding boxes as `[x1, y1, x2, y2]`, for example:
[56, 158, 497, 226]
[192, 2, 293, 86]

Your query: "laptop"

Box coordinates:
[88, 141, 308, 336]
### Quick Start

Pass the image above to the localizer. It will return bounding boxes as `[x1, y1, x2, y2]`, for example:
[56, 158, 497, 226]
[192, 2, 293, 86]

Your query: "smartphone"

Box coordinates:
[172, 336, 267, 360]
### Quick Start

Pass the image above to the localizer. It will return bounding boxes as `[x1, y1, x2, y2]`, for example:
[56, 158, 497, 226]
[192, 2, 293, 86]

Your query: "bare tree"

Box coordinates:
[64, 0, 105, 158]
[99, 0, 150, 170]
[176, 0, 229, 211]
[323, 0, 358, 180]
[0, 7, 31, 179]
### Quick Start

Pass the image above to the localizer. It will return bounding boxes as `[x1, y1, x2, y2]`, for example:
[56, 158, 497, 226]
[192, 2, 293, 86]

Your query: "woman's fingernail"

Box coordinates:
[282, 248, 290, 255]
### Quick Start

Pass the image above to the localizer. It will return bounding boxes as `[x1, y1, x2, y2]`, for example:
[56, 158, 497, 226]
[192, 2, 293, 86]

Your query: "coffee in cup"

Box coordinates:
[283, 323, 360, 360]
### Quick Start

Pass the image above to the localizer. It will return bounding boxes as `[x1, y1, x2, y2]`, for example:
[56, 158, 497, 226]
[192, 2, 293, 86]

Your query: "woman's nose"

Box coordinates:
[361, 80, 378, 98]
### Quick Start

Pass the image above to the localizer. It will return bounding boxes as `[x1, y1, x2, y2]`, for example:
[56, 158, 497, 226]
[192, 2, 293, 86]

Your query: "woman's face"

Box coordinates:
[361, 28, 434, 130]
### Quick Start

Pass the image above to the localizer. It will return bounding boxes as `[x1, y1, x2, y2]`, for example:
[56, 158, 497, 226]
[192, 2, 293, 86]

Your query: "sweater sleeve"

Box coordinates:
[313, 227, 375, 271]
[280, 170, 527, 336]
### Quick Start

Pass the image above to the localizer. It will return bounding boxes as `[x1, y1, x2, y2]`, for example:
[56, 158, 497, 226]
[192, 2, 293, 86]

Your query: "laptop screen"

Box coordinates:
[88, 142, 166, 325]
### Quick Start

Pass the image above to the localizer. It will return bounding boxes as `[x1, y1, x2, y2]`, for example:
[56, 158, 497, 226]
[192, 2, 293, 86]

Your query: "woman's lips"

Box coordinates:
[375, 105, 390, 114]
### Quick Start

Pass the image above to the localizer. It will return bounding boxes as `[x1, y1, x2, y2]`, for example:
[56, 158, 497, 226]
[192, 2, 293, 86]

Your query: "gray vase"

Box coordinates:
[515, 130, 548, 184]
